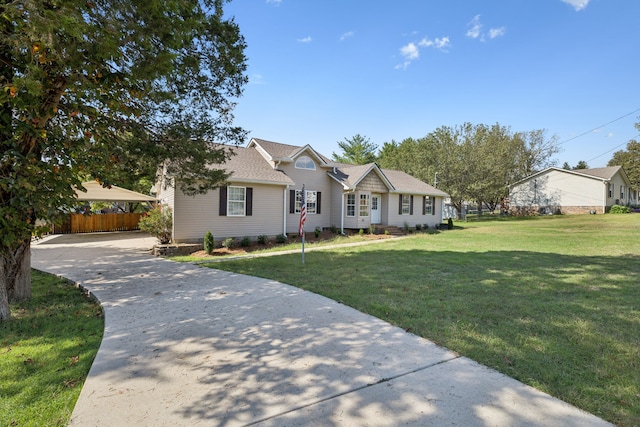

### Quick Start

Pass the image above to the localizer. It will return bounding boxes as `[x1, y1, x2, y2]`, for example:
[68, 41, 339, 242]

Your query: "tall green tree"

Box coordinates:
[512, 129, 560, 178]
[0, 0, 247, 320]
[332, 134, 378, 165]
[378, 124, 559, 216]
[573, 160, 589, 170]
[608, 139, 640, 191]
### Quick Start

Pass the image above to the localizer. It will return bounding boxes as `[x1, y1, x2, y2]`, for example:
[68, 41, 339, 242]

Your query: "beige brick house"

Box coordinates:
[155, 138, 448, 243]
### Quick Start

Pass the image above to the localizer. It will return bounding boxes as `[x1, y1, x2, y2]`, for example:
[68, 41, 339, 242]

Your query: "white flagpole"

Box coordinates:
[300, 185, 306, 264]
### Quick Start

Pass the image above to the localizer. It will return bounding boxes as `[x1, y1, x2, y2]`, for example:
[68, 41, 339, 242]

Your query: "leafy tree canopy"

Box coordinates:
[378, 123, 560, 215]
[0, 0, 248, 320]
[608, 139, 640, 190]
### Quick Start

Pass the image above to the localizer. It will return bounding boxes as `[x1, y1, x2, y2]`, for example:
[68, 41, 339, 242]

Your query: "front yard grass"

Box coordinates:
[0, 270, 103, 427]
[207, 214, 640, 426]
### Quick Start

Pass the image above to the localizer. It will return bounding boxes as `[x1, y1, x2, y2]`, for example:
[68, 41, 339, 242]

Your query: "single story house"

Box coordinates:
[508, 166, 637, 215]
[155, 138, 449, 243]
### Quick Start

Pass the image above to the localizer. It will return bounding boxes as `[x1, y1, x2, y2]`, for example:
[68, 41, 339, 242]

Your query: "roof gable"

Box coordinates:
[249, 138, 330, 166]
[328, 163, 393, 190]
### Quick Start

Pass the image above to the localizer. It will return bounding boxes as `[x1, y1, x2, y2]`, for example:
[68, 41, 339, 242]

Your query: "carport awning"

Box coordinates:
[74, 181, 157, 202]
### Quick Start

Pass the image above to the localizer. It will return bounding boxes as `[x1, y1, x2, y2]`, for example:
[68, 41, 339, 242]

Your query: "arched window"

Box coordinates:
[295, 155, 316, 170]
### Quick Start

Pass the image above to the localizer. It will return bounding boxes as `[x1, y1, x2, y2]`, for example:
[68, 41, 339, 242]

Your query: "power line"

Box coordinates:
[558, 107, 640, 147]
[585, 133, 640, 164]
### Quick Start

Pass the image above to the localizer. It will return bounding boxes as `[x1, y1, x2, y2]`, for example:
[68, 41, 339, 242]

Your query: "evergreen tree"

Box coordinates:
[332, 134, 378, 164]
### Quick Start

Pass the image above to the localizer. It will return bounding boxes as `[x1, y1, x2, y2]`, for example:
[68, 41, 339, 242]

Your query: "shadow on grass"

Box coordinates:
[211, 248, 640, 426]
[30, 231, 633, 426]
[0, 272, 103, 427]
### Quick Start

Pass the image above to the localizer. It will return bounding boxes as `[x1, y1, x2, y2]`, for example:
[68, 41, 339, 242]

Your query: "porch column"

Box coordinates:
[340, 192, 345, 234]
[283, 186, 288, 236]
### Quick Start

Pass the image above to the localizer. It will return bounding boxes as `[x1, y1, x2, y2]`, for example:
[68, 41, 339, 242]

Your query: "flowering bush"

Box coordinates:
[139, 205, 172, 244]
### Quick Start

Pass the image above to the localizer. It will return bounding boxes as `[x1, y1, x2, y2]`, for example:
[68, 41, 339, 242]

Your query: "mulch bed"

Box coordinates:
[189, 230, 393, 258]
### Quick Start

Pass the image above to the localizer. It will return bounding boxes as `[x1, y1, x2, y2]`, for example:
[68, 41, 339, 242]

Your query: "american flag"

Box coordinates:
[299, 186, 306, 236]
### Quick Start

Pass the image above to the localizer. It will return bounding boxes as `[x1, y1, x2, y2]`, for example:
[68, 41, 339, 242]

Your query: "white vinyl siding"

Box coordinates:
[386, 193, 442, 229]
[510, 170, 602, 207]
[283, 150, 332, 234]
[172, 183, 284, 242]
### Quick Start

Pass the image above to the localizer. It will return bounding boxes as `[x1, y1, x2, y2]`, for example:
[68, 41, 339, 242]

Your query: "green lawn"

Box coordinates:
[0, 270, 103, 427]
[206, 214, 640, 426]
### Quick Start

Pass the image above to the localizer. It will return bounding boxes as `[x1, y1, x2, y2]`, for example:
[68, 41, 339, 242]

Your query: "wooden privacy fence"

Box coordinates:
[53, 213, 144, 234]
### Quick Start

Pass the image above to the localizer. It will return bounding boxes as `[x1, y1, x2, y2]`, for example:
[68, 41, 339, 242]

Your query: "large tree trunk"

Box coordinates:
[0, 269, 10, 321]
[0, 239, 32, 321]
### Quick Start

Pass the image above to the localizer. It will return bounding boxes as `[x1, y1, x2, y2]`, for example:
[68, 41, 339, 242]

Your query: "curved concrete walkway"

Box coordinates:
[31, 232, 612, 427]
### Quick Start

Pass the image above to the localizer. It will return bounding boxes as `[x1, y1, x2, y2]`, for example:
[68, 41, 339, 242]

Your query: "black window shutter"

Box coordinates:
[219, 187, 227, 216]
[246, 187, 253, 216]
[398, 194, 403, 215]
[317, 192, 321, 214]
[289, 190, 296, 214]
[410, 195, 414, 215]
[422, 196, 426, 215]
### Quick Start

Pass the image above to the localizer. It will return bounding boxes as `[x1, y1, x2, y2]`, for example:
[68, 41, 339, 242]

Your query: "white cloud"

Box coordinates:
[562, 0, 590, 11]
[395, 42, 419, 70]
[266, 0, 282, 5]
[400, 42, 420, 60]
[340, 31, 355, 41]
[489, 27, 506, 39]
[607, 132, 614, 138]
[467, 15, 505, 42]
[466, 15, 482, 39]
[395, 36, 450, 69]
[297, 36, 312, 43]
[418, 36, 451, 50]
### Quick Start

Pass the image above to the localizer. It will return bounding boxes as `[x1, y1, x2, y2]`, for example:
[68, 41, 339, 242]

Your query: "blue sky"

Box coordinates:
[224, 0, 640, 168]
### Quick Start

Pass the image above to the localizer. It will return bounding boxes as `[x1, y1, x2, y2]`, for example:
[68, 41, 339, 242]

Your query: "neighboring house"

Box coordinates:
[508, 166, 637, 215]
[155, 138, 448, 243]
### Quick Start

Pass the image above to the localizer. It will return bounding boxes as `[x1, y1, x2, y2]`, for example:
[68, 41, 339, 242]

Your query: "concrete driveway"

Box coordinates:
[31, 232, 612, 426]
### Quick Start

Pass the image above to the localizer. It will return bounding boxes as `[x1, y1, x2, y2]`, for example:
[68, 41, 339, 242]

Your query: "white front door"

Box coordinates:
[371, 194, 381, 224]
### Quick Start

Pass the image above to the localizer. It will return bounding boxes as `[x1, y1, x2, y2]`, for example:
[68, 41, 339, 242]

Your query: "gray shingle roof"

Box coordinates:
[218, 138, 448, 196]
[207, 146, 294, 185]
[577, 166, 622, 180]
[327, 161, 448, 196]
[250, 138, 301, 160]
[381, 169, 448, 196]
